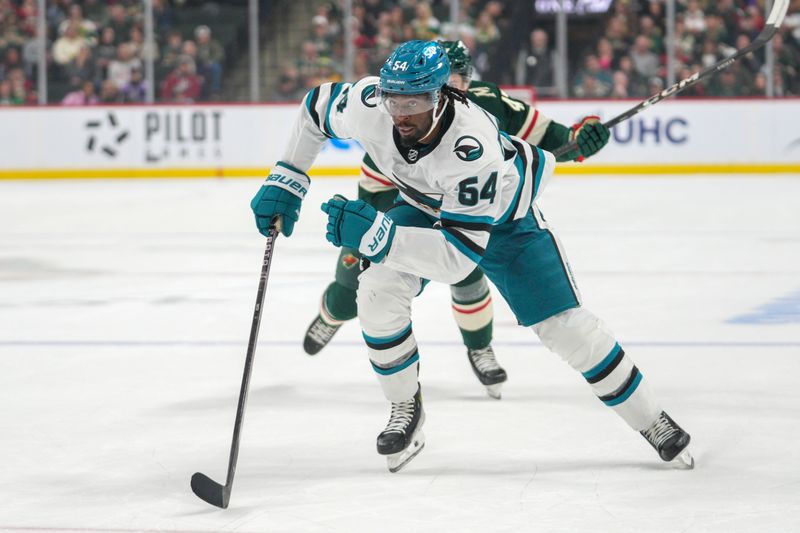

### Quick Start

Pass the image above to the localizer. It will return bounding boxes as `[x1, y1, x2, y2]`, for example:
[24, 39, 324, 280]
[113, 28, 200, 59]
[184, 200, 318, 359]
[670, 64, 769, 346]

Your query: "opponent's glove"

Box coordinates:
[321, 195, 396, 263]
[563, 116, 610, 162]
[250, 161, 310, 237]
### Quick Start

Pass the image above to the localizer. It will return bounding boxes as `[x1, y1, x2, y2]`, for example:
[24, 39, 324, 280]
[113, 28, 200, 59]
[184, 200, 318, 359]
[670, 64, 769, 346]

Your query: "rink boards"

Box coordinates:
[1, 98, 799, 179]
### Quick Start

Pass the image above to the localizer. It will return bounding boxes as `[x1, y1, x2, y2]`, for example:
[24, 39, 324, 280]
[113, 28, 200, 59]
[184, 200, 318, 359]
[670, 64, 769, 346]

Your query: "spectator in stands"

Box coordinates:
[57, 3, 97, 46]
[45, 0, 70, 34]
[313, 56, 342, 86]
[699, 38, 721, 69]
[296, 40, 320, 89]
[573, 54, 612, 97]
[62, 79, 98, 105]
[16, 0, 39, 38]
[276, 64, 303, 101]
[108, 43, 142, 89]
[646, 76, 665, 97]
[596, 37, 615, 71]
[638, 15, 663, 53]
[610, 70, 630, 98]
[519, 29, 554, 89]
[6, 67, 34, 104]
[81, 0, 105, 22]
[1, 47, 23, 81]
[0, 11, 27, 52]
[63, 45, 96, 90]
[105, 4, 132, 46]
[704, 15, 730, 50]
[52, 23, 85, 66]
[616, 55, 647, 97]
[0, 78, 16, 105]
[310, 15, 334, 59]
[410, 2, 440, 41]
[98, 78, 122, 103]
[121, 67, 147, 103]
[772, 34, 799, 94]
[630, 35, 659, 80]
[94, 27, 117, 81]
[160, 30, 184, 71]
[736, 34, 761, 76]
[128, 26, 159, 63]
[604, 15, 630, 58]
[194, 25, 224, 99]
[574, 74, 608, 98]
[708, 64, 752, 96]
[160, 55, 202, 103]
[684, 0, 707, 35]
[152, 0, 175, 33]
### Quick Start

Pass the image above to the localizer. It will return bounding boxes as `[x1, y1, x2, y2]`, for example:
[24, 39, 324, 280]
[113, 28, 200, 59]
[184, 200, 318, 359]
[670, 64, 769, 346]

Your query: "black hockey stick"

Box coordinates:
[191, 223, 279, 508]
[553, 0, 790, 159]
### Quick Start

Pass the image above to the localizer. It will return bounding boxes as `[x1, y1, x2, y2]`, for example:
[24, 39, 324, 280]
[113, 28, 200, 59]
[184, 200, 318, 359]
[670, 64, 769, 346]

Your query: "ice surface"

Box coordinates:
[1, 175, 799, 532]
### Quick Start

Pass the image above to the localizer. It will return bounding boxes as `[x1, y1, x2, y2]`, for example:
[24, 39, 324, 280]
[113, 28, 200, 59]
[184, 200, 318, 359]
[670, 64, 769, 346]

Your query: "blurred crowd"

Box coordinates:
[0, 0, 227, 106]
[276, 0, 510, 100]
[559, 0, 800, 98]
[2, 0, 798, 106]
[276, 0, 799, 101]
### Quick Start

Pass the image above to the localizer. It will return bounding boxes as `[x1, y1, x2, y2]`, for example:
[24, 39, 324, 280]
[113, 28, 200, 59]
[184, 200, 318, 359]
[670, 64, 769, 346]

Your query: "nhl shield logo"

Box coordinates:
[407, 149, 419, 162]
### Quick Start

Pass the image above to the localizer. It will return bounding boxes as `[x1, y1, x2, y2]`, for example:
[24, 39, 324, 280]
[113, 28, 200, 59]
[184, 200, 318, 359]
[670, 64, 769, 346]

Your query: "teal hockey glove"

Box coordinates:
[321, 195, 396, 263]
[250, 161, 310, 237]
[572, 116, 610, 161]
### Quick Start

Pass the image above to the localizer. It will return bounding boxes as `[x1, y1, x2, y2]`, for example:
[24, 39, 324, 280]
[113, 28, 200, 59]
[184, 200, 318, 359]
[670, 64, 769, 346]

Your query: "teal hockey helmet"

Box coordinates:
[377, 40, 450, 116]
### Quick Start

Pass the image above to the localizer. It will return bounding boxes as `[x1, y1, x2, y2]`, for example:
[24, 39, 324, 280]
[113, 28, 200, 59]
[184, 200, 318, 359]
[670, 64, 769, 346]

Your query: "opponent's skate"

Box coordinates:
[640, 411, 694, 469]
[467, 345, 507, 399]
[303, 313, 342, 355]
[377, 387, 425, 473]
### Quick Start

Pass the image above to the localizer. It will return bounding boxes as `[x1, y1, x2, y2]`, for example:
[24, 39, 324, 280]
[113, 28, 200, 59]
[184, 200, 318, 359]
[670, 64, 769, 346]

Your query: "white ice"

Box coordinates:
[1, 175, 799, 533]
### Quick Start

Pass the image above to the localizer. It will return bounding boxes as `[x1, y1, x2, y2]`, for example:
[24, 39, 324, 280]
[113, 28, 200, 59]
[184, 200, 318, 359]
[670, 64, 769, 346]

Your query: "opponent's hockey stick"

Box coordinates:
[552, 0, 790, 159]
[191, 222, 279, 508]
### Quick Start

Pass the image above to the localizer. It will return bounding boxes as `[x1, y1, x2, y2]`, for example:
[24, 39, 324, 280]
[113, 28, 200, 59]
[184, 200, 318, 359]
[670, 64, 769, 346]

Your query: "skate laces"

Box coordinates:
[469, 346, 500, 373]
[307, 316, 340, 345]
[642, 413, 678, 449]
[384, 398, 416, 433]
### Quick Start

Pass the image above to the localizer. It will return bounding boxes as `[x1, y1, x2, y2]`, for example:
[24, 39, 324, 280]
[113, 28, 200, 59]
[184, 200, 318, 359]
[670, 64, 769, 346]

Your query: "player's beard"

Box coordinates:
[394, 114, 433, 147]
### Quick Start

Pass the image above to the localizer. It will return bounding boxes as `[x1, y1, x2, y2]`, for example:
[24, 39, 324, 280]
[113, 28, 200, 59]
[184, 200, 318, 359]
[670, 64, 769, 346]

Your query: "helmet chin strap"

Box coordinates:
[419, 91, 447, 143]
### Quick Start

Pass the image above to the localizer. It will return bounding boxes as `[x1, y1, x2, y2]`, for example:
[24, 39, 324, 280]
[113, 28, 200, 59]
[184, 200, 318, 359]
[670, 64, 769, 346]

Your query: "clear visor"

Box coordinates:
[375, 88, 439, 116]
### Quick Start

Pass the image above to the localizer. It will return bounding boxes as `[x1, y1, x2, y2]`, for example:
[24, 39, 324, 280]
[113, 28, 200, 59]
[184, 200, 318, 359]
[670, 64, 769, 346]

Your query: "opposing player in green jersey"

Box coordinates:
[303, 40, 609, 399]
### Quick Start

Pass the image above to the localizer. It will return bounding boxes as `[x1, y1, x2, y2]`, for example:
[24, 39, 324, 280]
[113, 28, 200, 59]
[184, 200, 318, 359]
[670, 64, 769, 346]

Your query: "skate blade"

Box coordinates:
[387, 430, 425, 473]
[672, 448, 695, 470]
[485, 383, 503, 400]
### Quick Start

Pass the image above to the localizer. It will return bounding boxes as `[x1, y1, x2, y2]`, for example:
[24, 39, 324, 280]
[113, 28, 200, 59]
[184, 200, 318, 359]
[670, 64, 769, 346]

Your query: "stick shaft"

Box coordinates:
[224, 228, 279, 491]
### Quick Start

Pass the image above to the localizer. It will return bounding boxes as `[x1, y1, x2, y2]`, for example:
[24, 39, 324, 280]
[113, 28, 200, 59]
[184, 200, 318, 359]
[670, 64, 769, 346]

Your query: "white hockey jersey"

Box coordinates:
[280, 76, 556, 284]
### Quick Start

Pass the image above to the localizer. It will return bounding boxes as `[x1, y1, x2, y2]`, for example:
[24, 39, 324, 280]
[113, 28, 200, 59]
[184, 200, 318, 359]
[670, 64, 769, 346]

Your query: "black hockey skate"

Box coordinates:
[467, 345, 507, 399]
[377, 387, 425, 473]
[303, 313, 342, 355]
[641, 411, 694, 469]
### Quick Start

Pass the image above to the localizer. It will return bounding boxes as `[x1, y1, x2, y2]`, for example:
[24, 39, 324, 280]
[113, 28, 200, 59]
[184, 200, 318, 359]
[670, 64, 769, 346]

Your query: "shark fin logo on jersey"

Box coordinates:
[453, 135, 483, 162]
[361, 84, 378, 108]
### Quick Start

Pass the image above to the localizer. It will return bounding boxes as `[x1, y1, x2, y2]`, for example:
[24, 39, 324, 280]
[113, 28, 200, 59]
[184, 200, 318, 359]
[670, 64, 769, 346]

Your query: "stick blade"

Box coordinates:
[191, 472, 229, 508]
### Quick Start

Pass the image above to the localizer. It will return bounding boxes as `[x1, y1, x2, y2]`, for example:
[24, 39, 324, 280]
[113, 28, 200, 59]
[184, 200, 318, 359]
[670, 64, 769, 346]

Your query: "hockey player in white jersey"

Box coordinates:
[250, 40, 692, 473]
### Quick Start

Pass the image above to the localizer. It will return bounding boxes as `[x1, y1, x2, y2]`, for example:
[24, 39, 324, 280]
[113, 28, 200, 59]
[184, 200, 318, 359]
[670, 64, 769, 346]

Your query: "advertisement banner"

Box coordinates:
[1, 99, 798, 178]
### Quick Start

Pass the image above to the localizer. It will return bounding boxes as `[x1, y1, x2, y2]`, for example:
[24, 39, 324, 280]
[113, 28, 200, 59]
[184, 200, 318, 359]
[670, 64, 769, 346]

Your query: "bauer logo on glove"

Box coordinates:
[250, 161, 311, 238]
[321, 195, 396, 264]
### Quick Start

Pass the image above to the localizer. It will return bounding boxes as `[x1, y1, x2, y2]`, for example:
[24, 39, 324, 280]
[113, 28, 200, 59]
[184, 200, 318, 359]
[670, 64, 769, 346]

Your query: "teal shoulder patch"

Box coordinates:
[453, 135, 484, 162]
[361, 84, 378, 108]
